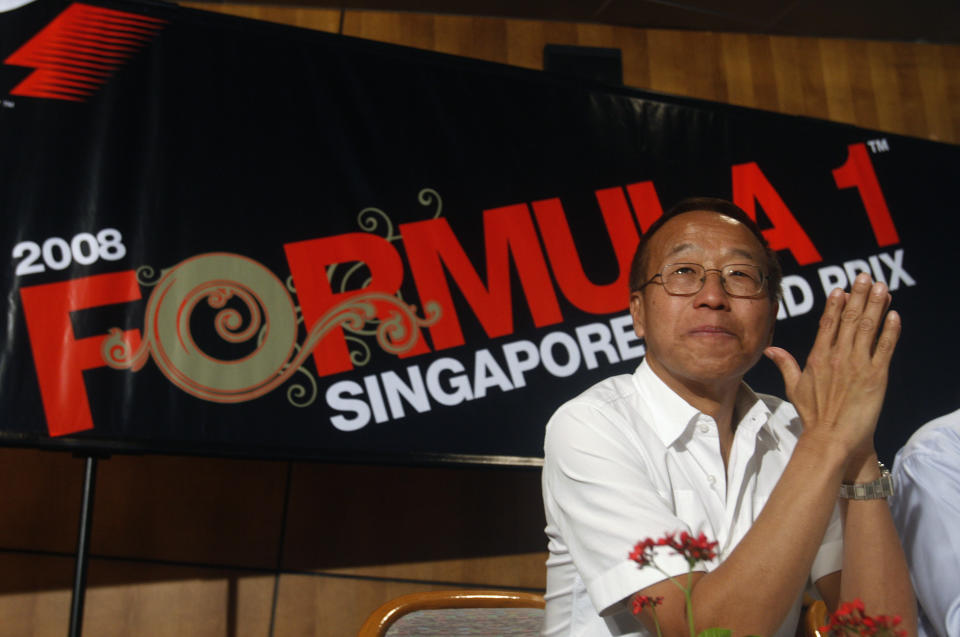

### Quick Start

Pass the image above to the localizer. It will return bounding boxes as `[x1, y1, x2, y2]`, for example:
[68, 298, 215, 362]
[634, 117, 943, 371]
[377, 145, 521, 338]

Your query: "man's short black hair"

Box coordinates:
[628, 197, 782, 301]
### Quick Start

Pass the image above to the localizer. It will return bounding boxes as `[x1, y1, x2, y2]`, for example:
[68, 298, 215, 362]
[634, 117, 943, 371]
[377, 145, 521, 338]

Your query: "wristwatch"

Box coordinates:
[839, 461, 895, 500]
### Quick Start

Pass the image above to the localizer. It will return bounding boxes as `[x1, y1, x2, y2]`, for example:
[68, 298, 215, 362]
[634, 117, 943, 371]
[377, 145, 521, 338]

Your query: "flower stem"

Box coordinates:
[651, 607, 664, 637]
[653, 563, 697, 637]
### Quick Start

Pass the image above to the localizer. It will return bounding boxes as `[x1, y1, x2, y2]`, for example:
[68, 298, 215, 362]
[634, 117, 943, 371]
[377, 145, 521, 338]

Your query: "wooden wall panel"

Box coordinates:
[273, 574, 451, 637]
[603, 26, 652, 91]
[180, 3, 341, 32]
[796, 37, 831, 119]
[717, 33, 757, 109]
[0, 553, 72, 635]
[435, 15, 509, 63]
[281, 463, 545, 588]
[82, 564, 274, 637]
[914, 45, 954, 143]
[865, 41, 933, 140]
[90, 455, 289, 569]
[0, 449, 82, 554]
[647, 29, 729, 104]
[842, 40, 884, 130]
[2, 5, 959, 636]
[946, 48, 960, 142]
[0, 584, 71, 637]
[0, 553, 275, 637]
[819, 38, 861, 126]
[341, 10, 434, 52]
[744, 34, 782, 113]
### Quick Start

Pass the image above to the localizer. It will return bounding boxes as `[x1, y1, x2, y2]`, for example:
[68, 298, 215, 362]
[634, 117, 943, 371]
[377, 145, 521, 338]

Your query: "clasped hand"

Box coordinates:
[765, 273, 901, 463]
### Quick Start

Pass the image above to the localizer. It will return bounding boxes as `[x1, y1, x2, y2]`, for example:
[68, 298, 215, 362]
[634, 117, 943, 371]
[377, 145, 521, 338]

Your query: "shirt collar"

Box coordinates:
[634, 358, 779, 448]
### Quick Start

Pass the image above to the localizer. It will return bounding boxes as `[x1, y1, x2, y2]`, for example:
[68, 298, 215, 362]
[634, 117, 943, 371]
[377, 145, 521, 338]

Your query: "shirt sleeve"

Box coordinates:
[543, 399, 710, 615]
[891, 445, 960, 637]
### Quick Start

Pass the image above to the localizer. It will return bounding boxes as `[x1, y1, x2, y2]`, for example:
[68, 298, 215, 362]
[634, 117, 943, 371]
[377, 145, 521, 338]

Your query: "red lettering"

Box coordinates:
[832, 143, 900, 247]
[284, 232, 425, 377]
[532, 187, 639, 314]
[625, 180, 664, 232]
[20, 271, 142, 436]
[732, 162, 823, 265]
[401, 204, 562, 350]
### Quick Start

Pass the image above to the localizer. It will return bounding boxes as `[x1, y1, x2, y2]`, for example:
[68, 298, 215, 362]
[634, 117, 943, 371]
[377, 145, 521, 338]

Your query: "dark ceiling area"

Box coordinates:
[225, 0, 960, 44]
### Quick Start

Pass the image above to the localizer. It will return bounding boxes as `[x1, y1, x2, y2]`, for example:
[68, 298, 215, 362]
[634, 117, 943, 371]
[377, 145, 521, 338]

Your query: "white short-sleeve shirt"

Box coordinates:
[890, 408, 960, 637]
[542, 359, 843, 637]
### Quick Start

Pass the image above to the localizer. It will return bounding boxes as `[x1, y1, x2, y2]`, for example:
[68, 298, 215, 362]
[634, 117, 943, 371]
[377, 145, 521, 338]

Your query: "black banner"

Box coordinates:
[1, 0, 957, 464]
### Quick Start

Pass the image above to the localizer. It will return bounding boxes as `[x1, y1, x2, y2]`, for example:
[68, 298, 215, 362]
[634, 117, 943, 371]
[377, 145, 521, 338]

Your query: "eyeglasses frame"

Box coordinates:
[633, 262, 768, 299]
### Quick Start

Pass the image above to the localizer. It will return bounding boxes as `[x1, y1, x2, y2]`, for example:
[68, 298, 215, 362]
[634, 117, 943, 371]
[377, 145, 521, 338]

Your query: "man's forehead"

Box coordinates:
[665, 242, 760, 261]
[653, 211, 764, 260]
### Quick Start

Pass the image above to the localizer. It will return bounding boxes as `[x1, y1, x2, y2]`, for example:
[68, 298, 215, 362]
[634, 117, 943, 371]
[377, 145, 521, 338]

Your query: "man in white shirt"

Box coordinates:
[891, 408, 960, 637]
[542, 198, 916, 637]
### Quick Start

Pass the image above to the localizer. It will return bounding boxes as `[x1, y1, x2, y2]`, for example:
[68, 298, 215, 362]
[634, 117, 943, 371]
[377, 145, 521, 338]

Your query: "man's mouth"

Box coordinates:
[689, 325, 735, 336]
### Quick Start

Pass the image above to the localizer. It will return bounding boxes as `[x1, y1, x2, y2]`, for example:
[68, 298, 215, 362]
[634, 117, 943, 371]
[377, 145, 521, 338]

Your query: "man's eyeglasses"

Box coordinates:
[635, 262, 767, 298]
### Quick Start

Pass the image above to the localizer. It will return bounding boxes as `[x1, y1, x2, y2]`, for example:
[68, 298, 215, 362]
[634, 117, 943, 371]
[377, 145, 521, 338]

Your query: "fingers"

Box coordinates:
[809, 287, 847, 358]
[852, 280, 892, 358]
[764, 346, 801, 391]
[825, 273, 896, 363]
[835, 274, 875, 354]
[871, 309, 902, 367]
[788, 274, 900, 457]
[804, 274, 899, 381]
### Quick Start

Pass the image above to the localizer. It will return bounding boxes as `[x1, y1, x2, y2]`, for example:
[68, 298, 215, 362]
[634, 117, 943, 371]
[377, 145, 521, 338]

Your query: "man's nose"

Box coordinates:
[695, 269, 730, 307]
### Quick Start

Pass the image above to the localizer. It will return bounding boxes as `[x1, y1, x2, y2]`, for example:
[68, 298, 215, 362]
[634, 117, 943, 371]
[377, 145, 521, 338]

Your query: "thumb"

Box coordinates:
[764, 346, 801, 391]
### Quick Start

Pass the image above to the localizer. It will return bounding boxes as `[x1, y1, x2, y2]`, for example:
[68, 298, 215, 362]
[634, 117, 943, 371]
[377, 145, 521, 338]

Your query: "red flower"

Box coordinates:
[667, 531, 719, 564]
[820, 598, 906, 637]
[631, 594, 664, 615]
[629, 537, 657, 567]
[630, 531, 719, 570]
[836, 599, 866, 617]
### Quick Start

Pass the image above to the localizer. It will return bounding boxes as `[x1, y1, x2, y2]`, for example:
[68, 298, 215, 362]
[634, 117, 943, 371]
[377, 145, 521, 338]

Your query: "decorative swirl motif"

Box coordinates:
[104, 253, 298, 402]
[136, 265, 164, 287]
[356, 206, 398, 241]
[376, 301, 441, 355]
[103, 253, 438, 406]
[337, 262, 372, 295]
[322, 188, 445, 367]
[208, 287, 261, 343]
[287, 372, 317, 408]
[418, 188, 443, 219]
[102, 327, 150, 371]
[345, 336, 371, 366]
[285, 343, 318, 408]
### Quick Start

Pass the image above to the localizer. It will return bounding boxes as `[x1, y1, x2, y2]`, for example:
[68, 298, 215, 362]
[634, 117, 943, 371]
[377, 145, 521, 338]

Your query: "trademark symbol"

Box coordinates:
[866, 138, 889, 153]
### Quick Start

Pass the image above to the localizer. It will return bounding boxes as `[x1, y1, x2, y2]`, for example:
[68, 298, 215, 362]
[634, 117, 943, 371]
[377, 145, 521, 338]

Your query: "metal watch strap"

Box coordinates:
[838, 461, 894, 500]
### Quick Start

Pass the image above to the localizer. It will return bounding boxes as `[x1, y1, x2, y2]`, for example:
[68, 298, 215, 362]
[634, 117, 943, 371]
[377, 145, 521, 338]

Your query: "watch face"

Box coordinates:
[879, 474, 895, 497]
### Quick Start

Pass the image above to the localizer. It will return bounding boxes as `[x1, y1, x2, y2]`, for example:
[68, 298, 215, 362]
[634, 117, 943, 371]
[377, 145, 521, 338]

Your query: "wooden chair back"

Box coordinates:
[357, 589, 545, 637]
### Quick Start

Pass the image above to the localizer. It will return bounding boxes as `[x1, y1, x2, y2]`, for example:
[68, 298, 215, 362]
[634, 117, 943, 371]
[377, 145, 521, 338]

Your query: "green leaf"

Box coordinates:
[696, 629, 732, 637]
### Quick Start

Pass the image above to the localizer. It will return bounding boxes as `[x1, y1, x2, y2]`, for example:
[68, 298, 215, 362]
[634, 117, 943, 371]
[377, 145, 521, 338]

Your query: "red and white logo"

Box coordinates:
[4, 2, 167, 101]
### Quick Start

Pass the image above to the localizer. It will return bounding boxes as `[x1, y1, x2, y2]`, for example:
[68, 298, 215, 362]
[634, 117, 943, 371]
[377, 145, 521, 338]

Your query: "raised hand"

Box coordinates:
[764, 273, 901, 463]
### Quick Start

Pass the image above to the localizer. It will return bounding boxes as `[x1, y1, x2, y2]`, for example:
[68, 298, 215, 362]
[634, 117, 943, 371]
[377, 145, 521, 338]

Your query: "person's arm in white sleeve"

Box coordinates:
[892, 441, 960, 637]
[543, 401, 703, 614]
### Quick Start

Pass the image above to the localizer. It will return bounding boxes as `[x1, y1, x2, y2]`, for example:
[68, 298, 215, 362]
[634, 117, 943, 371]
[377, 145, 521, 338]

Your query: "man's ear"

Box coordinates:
[629, 292, 645, 339]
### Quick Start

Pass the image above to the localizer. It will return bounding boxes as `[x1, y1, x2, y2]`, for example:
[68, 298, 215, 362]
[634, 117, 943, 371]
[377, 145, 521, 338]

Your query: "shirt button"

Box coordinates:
[698, 423, 710, 433]
[707, 475, 717, 485]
